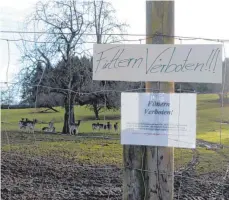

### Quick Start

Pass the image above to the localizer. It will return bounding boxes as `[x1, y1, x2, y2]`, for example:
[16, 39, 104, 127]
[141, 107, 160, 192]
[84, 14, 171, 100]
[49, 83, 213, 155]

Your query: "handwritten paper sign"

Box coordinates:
[121, 93, 196, 148]
[93, 44, 222, 83]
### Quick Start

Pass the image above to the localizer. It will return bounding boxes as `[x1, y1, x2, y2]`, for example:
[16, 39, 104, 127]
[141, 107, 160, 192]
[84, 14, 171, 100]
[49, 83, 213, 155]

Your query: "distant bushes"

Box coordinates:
[1, 104, 35, 109]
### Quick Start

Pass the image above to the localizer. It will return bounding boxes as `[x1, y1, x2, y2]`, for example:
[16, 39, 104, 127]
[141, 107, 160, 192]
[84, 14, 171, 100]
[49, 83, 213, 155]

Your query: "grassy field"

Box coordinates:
[1, 105, 120, 135]
[197, 94, 229, 145]
[1, 93, 229, 173]
[2, 93, 229, 142]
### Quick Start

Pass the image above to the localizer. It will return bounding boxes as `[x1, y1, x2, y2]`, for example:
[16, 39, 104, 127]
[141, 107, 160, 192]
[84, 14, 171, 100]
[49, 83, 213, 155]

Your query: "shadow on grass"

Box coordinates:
[78, 132, 119, 138]
[204, 98, 229, 104]
[197, 102, 229, 110]
[1, 131, 120, 146]
[81, 114, 120, 121]
[214, 120, 229, 124]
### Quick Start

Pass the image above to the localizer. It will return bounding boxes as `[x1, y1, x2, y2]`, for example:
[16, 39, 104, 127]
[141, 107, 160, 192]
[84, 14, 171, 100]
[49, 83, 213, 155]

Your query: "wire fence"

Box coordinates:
[1, 32, 229, 200]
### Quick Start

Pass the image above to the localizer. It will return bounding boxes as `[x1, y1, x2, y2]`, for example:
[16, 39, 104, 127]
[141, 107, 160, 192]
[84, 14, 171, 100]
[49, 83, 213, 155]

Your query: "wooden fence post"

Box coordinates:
[123, 1, 175, 199]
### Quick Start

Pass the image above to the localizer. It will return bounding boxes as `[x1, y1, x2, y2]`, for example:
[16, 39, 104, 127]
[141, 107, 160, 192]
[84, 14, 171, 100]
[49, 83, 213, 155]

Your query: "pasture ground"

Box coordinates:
[1, 94, 229, 199]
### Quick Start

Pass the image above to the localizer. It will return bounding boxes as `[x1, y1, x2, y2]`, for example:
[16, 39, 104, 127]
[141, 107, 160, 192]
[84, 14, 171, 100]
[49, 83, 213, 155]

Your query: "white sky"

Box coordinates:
[1, 0, 229, 88]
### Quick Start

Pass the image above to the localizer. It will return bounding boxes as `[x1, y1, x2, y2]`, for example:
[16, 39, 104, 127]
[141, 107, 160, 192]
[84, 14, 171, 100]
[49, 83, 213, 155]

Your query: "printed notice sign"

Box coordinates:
[93, 44, 222, 83]
[121, 93, 197, 148]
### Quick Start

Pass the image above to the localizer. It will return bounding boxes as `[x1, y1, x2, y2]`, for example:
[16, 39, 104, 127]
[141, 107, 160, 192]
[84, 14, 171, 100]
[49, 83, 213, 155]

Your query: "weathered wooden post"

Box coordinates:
[123, 1, 174, 199]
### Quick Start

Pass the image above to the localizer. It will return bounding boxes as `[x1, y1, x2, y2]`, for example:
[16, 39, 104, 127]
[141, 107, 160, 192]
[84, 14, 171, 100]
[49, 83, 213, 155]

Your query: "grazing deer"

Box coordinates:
[20, 118, 37, 133]
[18, 118, 26, 130]
[114, 122, 118, 132]
[18, 118, 32, 131]
[99, 123, 104, 129]
[92, 122, 98, 130]
[27, 119, 37, 133]
[92, 123, 105, 131]
[107, 122, 112, 130]
[69, 120, 81, 135]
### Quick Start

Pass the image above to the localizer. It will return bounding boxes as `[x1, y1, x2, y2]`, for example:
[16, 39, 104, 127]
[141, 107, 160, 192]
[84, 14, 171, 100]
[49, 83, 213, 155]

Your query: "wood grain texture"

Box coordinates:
[123, 1, 175, 200]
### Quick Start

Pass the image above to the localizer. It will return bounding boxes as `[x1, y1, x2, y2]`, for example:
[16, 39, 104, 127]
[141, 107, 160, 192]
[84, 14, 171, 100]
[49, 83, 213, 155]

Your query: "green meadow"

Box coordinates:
[1, 94, 229, 173]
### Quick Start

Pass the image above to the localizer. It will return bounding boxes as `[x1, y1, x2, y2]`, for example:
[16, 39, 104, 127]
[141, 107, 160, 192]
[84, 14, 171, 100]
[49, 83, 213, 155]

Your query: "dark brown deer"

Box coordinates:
[114, 122, 118, 132]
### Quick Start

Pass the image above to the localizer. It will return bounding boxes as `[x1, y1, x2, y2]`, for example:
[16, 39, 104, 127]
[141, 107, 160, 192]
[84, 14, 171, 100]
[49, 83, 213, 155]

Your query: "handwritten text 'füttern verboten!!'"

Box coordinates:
[93, 44, 222, 83]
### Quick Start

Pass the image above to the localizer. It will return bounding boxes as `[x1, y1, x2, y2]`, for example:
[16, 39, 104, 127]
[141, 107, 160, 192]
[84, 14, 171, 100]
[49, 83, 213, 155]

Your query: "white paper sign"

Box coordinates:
[121, 93, 196, 148]
[93, 44, 222, 83]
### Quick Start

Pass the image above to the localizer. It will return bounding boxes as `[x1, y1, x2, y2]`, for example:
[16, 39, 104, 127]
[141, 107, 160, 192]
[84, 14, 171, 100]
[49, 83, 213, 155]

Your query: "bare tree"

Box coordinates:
[88, 0, 128, 43]
[19, 0, 90, 133]
[80, 0, 132, 119]
[73, 56, 142, 120]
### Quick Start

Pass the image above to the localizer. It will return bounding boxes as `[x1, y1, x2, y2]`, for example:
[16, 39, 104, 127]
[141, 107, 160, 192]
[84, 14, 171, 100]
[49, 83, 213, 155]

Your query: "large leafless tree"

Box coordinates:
[19, 0, 134, 132]
[19, 0, 90, 133]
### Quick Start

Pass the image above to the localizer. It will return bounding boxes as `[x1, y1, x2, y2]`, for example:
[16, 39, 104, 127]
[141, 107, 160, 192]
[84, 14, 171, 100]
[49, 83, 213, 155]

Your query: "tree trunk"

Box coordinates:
[218, 93, 223, 102]
[93, 103, 100, 120]
[218, 93, 228, 106]
[62, 98, 75, 134]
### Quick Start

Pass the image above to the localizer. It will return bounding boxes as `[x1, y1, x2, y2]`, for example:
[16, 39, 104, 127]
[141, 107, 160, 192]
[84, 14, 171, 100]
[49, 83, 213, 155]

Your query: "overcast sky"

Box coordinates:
[1, 0, 229, 89]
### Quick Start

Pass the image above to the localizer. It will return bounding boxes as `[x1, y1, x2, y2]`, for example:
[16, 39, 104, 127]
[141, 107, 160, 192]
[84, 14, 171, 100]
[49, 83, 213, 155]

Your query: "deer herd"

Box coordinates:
[18, 118, 119, 135]
[18, 118, 38, 133]
[92, 121, 118, 131]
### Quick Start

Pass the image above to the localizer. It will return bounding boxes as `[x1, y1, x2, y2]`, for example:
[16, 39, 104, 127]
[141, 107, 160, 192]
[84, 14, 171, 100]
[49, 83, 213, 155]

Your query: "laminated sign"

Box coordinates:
[121, 93, 197, 148]
[93, 44, 222, 83]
